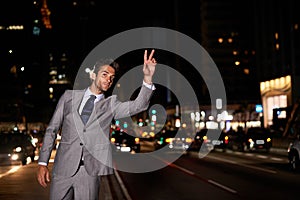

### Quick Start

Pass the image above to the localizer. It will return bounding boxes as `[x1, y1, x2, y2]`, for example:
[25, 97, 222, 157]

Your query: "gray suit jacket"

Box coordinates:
[38, 85, 153, 178]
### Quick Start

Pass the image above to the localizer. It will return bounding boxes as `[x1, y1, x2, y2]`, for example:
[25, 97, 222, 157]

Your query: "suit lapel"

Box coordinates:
[72, 90, 85, 126]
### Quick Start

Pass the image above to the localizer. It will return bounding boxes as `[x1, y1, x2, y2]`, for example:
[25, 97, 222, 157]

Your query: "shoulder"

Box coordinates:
[64, 89, 73, 95]
[104, 94, 119, 104]
[59, 89, 84, 101]
[106, 94, 117, 101]
[63, 89, 85, 96]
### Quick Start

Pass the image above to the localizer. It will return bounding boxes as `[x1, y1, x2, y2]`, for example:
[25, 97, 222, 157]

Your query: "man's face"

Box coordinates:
[93, 65, 116, 93]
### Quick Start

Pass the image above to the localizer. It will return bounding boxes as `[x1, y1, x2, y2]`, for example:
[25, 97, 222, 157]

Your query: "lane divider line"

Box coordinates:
[114, 168, 133, 200]
[270, 157, 284, 162]
[208, 179, 238, 194]
[170, 162, 238, 195]
[152, 155, 239, 195]
[206, 154, 277, 174]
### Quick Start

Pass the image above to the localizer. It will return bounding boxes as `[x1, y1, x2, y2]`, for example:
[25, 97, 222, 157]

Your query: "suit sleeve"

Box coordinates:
[38, 91, 67, 164]
[113, 85, 154, 119]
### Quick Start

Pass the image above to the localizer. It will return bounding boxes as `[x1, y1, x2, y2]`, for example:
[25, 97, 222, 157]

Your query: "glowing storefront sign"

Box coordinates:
[260, 75, 291, 127]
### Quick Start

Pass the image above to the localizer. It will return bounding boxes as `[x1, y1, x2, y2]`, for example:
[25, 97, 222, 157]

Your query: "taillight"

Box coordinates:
[224, 136, 229, 144]
[165, 138, 172, 143]
[203, 136, 208, 143]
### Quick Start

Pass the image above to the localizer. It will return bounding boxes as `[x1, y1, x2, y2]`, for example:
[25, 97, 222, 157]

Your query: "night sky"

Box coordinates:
[0, 0, 299, 122]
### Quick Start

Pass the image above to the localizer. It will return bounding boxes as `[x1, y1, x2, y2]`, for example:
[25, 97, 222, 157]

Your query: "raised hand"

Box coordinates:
[143, 49, 157, 84]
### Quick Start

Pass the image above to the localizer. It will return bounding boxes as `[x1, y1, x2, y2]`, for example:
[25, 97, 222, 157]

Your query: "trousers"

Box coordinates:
[50, 165, 101, 200]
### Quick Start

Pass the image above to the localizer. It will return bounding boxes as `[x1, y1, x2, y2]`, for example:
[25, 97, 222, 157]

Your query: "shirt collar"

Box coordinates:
[85, 87, 104, 102]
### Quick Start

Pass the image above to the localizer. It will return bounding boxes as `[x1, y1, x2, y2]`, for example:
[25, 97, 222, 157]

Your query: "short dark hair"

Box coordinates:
[93, 58, 119, 74]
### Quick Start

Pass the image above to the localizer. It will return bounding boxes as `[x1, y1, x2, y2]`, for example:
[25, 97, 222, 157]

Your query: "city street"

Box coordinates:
[117, 149, 300, 200]
[1, 146, 299, 200]
[0, 1, 299, 200]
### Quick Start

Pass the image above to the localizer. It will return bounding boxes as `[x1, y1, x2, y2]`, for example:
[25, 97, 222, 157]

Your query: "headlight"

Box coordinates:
[165, 138, 172, 143]
[288, 142, 293, 152]
[185, 137, 192, 143]
[32, 138, 39, 145]
[14, 147, 22, 152]
[11, 154, 19, 160]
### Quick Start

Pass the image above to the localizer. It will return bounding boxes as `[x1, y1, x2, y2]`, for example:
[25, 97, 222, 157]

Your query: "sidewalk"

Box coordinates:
[0, 162, 50, 200]
[0, 161, 127, 200]
[0, 147, 127, 200]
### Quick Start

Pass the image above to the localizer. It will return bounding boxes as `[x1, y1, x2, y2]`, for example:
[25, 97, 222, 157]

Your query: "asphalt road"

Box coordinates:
[0, 144, 294, 200]
[116, 149, 300, 200]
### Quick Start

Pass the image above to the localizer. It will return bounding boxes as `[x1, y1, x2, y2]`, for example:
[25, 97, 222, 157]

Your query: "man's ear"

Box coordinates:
[90, 72, 96, 80]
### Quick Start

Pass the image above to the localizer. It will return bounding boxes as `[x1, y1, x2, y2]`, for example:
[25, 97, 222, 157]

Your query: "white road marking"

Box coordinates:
[208, 179, 237, 194]
[256, 155, 268, 159]
[0, 166, 21, 179]
[170, 162, 238, 194]
[114, 168, 133, 200]
[270, 157, 284, 162]
[206, 155, 277, 174]
[170, 163, 195, 176]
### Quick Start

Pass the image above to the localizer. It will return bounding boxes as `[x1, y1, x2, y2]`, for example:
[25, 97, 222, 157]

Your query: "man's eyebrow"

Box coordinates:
[101, 70, 115, 76]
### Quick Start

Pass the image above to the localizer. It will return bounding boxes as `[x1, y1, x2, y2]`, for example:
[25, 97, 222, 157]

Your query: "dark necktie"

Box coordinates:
[81, 95, 96, 124]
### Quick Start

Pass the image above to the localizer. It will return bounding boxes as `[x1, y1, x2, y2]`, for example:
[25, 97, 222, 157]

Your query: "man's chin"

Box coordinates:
[103, 85, 112, 91]
[101, 87, 110, 92]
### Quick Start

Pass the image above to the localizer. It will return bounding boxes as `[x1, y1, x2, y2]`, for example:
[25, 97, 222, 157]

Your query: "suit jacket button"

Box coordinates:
[80, 143, 83, 146]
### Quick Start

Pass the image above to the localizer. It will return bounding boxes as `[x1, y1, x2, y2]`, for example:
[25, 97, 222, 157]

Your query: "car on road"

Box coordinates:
[244, 127, 272, 152]
[154, 129, 192, 151]
[168, 136, 193, 151]
[154, 129, 177, 150]
[209, 129, 228, 151]
[110, 129, 141, 153]
[30, 130, 45, 150]
[288, 134, 300, 172]
[189, 129, 227, 152]
[189, 129, 207, 151]
[225, 128, 247, 151]
[0, 132, 36, 165]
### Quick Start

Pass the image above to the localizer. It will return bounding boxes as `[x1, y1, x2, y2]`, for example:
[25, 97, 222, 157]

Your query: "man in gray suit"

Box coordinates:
[37, 49, 157, 199]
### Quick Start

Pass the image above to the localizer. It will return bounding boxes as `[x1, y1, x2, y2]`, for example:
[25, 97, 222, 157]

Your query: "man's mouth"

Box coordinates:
[103, 83, 110, 87]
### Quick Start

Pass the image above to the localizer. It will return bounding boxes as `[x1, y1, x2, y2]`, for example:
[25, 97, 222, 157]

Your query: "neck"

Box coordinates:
[89, 85, 104, 95]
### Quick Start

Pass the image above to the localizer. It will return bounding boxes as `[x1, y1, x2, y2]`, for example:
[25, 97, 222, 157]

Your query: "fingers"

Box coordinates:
[37, 166, 50, 188]
[144, 49, 155, 63]
[148, 49, 155, 60]
[38, 174, 47, 188]
[144, 50, 148, 63]
[46, 171, 50, 183]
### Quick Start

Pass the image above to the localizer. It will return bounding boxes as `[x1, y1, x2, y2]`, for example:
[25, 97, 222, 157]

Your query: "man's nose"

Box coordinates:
[107, 76, 112, 82]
